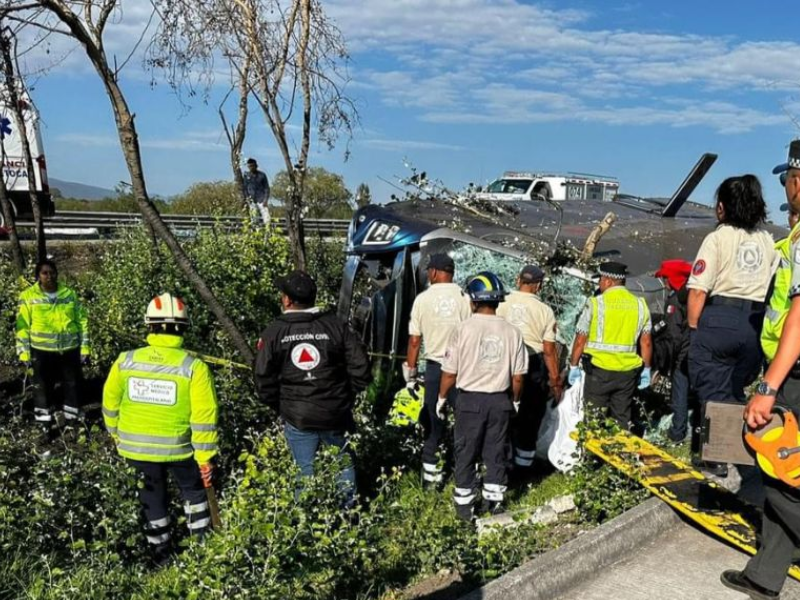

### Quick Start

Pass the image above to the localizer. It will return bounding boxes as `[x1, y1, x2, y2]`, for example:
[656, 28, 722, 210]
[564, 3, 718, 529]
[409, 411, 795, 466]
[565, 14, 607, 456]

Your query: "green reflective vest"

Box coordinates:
[16, 282, 90, 362]
[585, 286, 649, 372]
[102, 334, 219, 464]
[761, 228, 797, 361]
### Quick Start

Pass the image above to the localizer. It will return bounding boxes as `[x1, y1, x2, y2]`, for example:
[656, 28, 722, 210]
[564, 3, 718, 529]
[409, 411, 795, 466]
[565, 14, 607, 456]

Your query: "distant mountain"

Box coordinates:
[49, 178, 116, 200]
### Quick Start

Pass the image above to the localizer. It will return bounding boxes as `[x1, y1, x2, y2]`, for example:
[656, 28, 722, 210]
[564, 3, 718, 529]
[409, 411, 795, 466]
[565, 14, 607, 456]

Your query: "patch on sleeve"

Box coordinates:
[257, 338, 265, 351]
[793, 245, 800, 266]
[692, 260, 706, 276]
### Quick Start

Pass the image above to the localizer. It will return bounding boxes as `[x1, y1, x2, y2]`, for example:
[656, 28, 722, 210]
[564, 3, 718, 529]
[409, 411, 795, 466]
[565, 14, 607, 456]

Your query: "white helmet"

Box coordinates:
[145, 293, 189, 325]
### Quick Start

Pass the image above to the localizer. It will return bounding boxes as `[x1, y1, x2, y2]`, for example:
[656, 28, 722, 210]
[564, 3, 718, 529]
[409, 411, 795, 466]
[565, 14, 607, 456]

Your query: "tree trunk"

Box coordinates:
[0, 29, 46, 262]
[286, 187, 306, 270]
[225, 57, 250, 210]
[0, 177, 24, 274]
[582, 212, 617, 261]
[104, 77, 255, 362]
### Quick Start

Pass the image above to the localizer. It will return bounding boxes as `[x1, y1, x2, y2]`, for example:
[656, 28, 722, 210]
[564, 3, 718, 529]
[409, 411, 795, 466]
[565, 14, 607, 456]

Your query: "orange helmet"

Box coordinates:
[145, 293, 189, 325]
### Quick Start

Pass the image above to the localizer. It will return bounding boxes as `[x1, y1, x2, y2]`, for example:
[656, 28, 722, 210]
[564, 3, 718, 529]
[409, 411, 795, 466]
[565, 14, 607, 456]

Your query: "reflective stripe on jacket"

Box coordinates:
[585, 287, 648, 372]
[102, 333, 219, 464]
[16, 283, 89, 362]
[762, 232, 794, 362]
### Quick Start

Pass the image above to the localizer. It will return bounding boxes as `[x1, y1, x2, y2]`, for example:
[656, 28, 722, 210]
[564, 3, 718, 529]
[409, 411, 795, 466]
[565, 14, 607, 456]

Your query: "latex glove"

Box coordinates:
[638, 367, 651, 390]
[436, 396, 447, 420]
[568, 366, 582, 386]
[199, 463, 214, 488]
[513, 400, 520, 414]
[81, 355, 90, 366]
[402, 362, 417, 384]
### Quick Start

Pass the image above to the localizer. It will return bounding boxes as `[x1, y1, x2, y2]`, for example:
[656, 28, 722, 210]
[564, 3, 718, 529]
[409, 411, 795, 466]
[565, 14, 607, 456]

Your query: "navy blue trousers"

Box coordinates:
[688, 303, 763, 403]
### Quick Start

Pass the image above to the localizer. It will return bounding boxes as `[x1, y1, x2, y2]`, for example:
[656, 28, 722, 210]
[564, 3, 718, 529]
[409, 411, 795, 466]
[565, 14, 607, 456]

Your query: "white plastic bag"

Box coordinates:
[548, 375, 584, 473]
[535, 399, 559, 459]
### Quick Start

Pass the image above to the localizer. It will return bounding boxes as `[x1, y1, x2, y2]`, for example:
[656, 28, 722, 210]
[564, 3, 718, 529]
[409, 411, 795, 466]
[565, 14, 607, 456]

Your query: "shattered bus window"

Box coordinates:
[542, 274, 590, 347]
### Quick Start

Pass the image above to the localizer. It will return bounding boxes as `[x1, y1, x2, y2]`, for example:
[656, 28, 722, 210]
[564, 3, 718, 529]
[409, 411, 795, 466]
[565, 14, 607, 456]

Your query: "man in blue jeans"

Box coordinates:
[254, 270, 372, 507]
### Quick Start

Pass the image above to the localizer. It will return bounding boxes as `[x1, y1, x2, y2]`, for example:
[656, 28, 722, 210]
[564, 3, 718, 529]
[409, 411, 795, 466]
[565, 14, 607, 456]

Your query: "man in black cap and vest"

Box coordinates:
[255, 270, 372, 508]
[497, 264, 562, 472]
[404, 253, 471, 488]
[567, 262, 653, 428]
[720, 140, 800, 600]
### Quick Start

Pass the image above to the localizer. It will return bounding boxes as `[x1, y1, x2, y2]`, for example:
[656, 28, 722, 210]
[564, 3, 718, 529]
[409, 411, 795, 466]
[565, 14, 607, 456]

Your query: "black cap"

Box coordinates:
[427, 253, 455, 273]
[275, 270, 317, 304]
[598, 261, 628, 280]
[773, 140, 800, 175]
[519, 264, 545, 283]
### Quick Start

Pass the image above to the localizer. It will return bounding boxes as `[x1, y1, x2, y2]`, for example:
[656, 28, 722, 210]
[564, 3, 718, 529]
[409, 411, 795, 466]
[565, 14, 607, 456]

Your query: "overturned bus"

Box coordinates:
[337, 204, 668, 375]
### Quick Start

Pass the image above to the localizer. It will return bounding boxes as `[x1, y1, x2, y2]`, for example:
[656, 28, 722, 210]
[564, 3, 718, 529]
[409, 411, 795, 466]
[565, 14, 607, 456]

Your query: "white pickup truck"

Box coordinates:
[475, 171, 619, 202]
[0, 91, 54, 228]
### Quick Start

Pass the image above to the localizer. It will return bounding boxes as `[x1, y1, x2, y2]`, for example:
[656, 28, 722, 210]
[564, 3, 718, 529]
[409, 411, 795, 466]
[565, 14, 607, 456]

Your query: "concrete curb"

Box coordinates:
[459, 498, 679, 600]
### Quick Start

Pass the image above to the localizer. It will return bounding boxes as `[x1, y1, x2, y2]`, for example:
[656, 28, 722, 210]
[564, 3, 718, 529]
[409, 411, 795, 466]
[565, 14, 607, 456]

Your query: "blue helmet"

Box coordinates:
[465, 271, 507, 302]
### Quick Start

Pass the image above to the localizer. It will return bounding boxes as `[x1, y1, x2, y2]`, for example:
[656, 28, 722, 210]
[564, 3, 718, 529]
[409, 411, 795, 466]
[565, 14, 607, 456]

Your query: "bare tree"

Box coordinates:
[219, 55, 250, 209]
[150, 0, 358, 269]
[9, 1, 255, 362]
[0, 23, 45, 261]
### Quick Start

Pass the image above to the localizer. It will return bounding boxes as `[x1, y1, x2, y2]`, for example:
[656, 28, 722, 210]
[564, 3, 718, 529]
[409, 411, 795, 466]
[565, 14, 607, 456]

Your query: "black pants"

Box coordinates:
[512, 353, 548, 467]
[30, 347, 83, 421]
[419, 360, 457, 483]
[742, 376, 800, 593]
[583, 364, 639, 429]
[688, 303, 763, 404]
[453, 391, 513, 515]
[128, 458, 211, 550]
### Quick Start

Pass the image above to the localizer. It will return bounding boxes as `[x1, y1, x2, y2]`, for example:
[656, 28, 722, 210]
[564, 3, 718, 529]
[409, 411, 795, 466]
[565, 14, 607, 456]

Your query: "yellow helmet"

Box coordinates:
[145, 293, 189, 325]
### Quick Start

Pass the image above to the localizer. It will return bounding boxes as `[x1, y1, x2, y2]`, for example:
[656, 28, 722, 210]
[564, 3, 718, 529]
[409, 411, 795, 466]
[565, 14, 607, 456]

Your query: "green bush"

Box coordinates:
[0, 227, 653, 600]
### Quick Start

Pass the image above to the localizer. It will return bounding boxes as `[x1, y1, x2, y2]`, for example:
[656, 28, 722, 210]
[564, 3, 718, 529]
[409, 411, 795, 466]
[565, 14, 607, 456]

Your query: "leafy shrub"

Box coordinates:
[571, 409, 649, 523]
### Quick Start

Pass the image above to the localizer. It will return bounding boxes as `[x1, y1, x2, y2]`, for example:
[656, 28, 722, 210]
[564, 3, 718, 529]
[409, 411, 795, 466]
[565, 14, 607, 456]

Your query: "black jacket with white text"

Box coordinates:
[254, 310, 372, 431]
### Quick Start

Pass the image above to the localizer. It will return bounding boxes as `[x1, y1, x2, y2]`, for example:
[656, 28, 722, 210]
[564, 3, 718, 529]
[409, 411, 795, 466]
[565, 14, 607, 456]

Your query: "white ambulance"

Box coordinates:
[476, 171, 619, 202]
[0, 91, 53, 228]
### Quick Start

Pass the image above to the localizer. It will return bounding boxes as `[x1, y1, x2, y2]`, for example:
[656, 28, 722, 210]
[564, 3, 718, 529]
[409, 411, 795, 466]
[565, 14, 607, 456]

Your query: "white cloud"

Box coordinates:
[328, 0, 799, 132]
[57, 131, 229, 152]
[361, 138, 465, 152]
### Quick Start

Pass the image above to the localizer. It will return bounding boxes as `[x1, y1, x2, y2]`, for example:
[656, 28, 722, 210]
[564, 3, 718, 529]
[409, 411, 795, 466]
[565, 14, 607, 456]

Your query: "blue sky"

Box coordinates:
[20, 0, 800, 219]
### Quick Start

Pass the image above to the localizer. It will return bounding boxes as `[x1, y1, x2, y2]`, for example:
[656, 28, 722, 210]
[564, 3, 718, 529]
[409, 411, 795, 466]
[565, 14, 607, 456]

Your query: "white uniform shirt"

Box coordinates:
[442, 314, 528, 393]
[687, 224, 777, 302]
[497, 290, 557, 354]
[408, 282, 472, 363]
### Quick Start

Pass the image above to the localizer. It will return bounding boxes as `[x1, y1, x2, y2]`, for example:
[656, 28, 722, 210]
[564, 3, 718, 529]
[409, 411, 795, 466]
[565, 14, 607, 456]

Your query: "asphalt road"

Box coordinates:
[556, 521, 800, 600]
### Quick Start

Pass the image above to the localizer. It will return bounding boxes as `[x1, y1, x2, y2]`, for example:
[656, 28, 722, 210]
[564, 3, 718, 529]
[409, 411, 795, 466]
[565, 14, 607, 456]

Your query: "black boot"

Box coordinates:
[720, 570, 778, 600]
[151, 542, 173, 569]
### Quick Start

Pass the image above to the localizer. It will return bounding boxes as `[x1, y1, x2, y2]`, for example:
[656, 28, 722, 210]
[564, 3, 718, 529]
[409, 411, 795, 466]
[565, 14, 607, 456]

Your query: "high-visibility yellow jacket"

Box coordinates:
[762, 228, 797, 362]
[585, 286, 650, 372]
[102, 333, 219, 464]
[16, 282, 90, 362]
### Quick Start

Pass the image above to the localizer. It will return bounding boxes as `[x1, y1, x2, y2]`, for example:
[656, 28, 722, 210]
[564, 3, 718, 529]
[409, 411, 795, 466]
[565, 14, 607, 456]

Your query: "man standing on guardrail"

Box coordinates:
[243, 158, 270, 226]
[16, 259, 90, 427]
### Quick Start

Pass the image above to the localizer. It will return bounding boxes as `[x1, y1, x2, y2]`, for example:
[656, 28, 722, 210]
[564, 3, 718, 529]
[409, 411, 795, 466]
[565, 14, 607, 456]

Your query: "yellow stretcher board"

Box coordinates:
[584, 431, 800, 582]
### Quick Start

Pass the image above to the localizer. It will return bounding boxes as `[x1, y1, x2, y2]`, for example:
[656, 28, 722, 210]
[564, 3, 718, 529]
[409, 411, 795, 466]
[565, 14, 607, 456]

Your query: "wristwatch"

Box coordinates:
[755, 381, 779, 397]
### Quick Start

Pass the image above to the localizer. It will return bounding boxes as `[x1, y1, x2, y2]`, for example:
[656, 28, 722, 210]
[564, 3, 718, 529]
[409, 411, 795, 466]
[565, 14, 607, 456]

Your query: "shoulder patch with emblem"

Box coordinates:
[692, 260, 706, 276]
